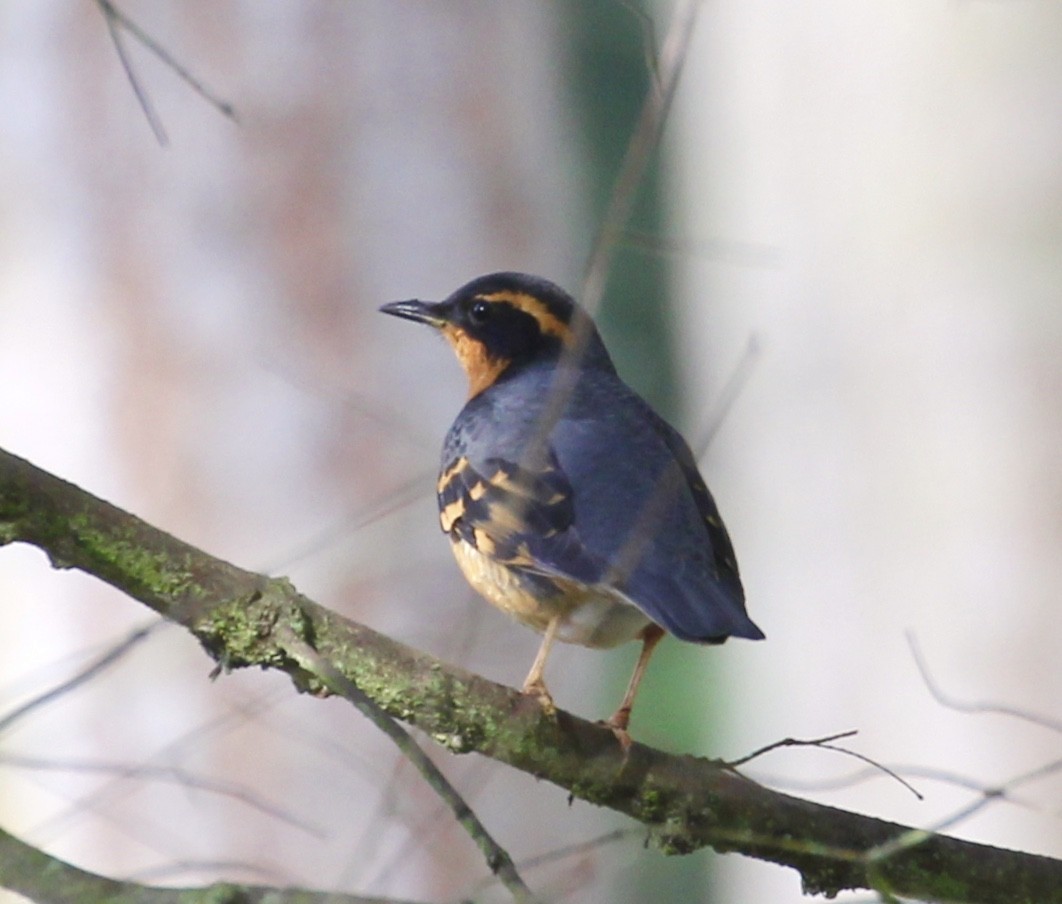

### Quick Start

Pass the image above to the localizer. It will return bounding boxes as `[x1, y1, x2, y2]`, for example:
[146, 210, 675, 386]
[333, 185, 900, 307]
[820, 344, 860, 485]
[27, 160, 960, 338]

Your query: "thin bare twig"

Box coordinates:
[727, 730, 923, 801]
[29, 687, 286, 842]
[95, 0, 237, 145]
[756, 763, 1040, 811]
[580, 0, 702, 314]
[694, 334, 762, 459]
[872, 754, 1062, 865]
[0, 621, 159, 735]
[258, 474, 430, 574]
[277, 627, 539, 904]
[727, 729, 859, 766]
[98, 1, 168, 144]
[465, 828, 639, 898]
[618, 228, 780, 267]
[0, 753, 323, 837]
[907, 630, 1062, 734]
[521, 0, 706, 536]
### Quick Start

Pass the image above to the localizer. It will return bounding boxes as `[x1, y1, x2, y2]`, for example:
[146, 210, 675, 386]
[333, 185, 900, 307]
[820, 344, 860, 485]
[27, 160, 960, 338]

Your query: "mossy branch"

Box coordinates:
[2, 446, 1062, 904]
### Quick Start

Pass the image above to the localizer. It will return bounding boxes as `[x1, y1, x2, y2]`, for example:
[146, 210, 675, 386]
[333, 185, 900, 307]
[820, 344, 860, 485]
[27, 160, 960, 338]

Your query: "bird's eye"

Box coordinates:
[469, 300, 492, 325]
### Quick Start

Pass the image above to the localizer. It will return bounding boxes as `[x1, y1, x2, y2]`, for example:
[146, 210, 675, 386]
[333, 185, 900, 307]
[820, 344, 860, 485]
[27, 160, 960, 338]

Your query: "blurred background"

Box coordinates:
[1, 2, 1061, 902]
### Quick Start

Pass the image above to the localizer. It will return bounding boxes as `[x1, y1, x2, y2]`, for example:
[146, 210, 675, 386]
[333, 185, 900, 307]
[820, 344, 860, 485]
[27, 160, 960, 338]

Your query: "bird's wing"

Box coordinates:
[651, 416, 743, 598]
[436, 452, 604, 584]
[546, 406, 762, 643]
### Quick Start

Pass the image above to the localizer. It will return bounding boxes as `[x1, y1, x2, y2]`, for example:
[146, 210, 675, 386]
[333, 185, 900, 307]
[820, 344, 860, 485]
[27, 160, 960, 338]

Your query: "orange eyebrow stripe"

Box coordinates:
[476, 291, 572, 343]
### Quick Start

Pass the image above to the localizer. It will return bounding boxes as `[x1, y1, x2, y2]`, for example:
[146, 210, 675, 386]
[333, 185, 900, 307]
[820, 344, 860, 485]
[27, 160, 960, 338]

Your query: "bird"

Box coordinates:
[380, 272, 763, 746]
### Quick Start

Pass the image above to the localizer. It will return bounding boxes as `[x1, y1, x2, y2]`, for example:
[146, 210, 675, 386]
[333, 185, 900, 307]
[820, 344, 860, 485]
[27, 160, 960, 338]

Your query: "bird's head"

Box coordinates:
[380, 272, 613, 398]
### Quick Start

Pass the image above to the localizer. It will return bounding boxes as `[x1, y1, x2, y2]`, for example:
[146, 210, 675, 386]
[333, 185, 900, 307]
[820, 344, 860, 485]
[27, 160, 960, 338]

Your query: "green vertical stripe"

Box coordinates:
[561, 2, 716, 901]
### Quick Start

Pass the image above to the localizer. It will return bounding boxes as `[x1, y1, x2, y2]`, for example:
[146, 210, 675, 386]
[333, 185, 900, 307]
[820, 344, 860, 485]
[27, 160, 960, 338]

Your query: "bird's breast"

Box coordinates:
[448, 536, 651, 649]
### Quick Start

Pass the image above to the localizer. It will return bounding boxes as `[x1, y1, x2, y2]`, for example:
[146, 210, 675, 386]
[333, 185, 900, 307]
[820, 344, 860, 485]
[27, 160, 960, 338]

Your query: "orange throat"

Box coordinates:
[443, 325, 510, 398]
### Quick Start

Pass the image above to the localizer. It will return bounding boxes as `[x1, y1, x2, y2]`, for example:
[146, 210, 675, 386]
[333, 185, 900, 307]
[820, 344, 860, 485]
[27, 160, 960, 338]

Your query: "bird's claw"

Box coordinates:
[522, 680, 557, 718]
[604, 707, 633, 754]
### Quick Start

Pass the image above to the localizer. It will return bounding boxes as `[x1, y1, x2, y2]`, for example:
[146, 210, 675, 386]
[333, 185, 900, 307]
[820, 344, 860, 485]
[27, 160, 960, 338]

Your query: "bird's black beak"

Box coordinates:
[379, 298, 448, 328]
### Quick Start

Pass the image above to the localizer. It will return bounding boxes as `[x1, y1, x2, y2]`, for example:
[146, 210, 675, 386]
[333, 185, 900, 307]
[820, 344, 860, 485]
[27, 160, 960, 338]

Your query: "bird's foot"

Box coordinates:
[521, 678, 557, 718]
[604, 707, 633, 754]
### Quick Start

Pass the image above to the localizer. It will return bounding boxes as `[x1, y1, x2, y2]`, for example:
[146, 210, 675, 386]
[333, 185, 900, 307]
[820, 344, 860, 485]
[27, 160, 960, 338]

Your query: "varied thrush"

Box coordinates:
[381, 272, 763, 745]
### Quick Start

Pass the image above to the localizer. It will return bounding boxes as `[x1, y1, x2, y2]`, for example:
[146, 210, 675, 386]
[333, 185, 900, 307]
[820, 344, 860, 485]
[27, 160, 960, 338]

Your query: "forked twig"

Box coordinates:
[95, 0, 237, 145]
[728, 730, 923, 800]
[277, 627, 539, 904]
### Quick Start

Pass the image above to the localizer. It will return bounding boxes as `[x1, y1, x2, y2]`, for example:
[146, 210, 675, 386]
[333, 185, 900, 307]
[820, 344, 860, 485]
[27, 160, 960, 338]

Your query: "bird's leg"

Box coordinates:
[607, 624, 665, 749]
[522, 614, 561, 716]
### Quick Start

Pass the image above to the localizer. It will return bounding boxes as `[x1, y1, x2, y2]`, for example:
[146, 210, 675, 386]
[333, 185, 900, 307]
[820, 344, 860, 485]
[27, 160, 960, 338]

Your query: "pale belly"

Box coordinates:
[450, 537, 652, 649]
